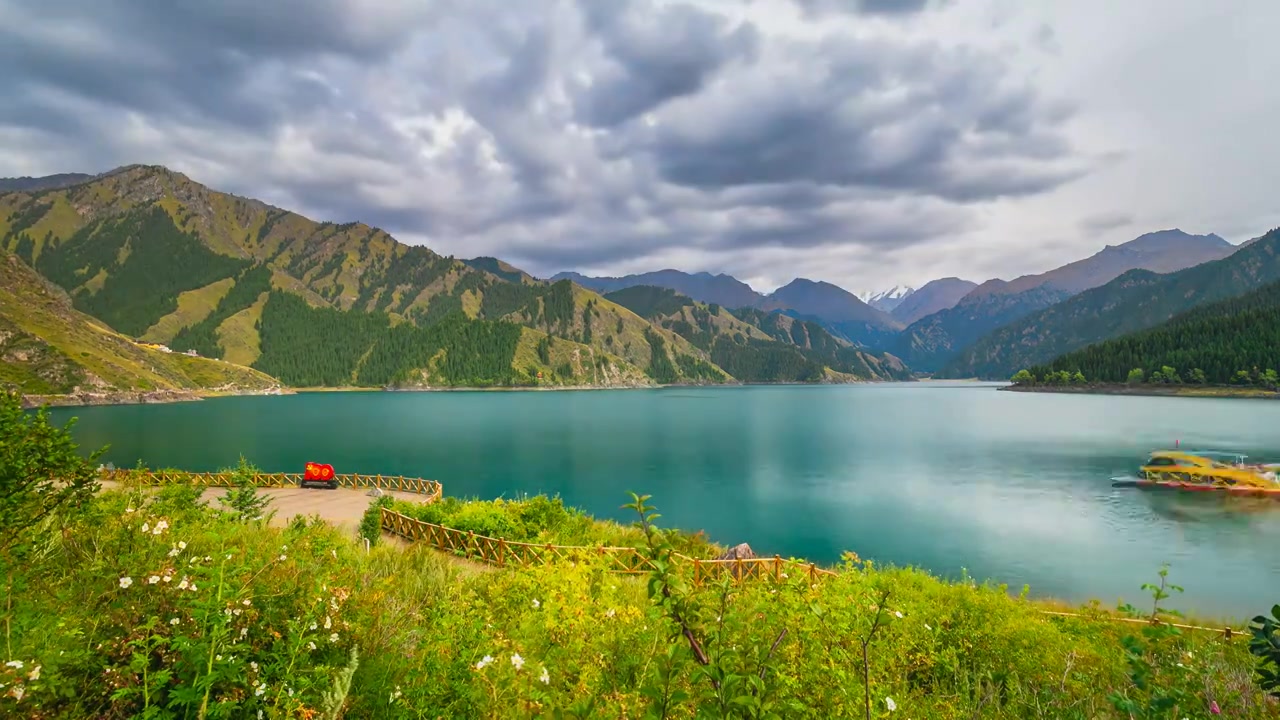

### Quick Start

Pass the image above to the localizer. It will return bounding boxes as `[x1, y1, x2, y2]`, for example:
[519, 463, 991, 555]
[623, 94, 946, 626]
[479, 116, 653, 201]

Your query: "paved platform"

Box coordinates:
[100, 481, 430, 536]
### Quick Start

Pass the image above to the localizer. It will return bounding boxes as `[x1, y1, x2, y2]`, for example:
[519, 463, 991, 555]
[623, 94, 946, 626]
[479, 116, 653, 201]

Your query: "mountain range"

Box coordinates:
[555, 229, 1240, 373]
[2, 164, 1269, 400]
[0, 165, 914, 400]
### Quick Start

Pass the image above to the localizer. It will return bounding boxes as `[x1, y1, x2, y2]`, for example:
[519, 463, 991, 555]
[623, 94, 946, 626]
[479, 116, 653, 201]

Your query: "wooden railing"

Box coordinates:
[100, 469, 444, 503]
[381, 507, 838, 586]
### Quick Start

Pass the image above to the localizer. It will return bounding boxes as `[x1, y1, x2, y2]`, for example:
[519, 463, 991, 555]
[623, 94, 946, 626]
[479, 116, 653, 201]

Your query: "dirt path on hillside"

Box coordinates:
[100, 481, 430, 536]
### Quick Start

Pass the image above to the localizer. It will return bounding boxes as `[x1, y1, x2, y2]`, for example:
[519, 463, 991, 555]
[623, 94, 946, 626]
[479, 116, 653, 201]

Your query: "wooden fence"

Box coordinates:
[381, 506, 838, 586]
[100, 469, 444, 503]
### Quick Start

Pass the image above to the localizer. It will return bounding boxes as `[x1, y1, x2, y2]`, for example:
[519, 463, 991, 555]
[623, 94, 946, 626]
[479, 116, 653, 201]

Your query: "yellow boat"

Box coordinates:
[1127, 450, 1280, 498]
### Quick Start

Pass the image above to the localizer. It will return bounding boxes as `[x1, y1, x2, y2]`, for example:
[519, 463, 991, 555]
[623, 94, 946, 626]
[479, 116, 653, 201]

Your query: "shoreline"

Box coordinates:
[27, 376, 915, 407]
[21, 386, 291, 410]
[1000, 383, 1280, 400]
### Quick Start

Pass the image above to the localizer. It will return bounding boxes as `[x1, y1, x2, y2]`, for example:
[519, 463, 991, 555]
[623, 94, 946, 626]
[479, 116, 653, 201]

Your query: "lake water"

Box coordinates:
[49, 382, 1280, 620]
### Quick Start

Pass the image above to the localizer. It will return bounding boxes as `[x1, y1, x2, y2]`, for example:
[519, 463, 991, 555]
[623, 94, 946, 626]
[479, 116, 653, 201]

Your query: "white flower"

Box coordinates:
[125, 507, 136, 514]
[329, 633, 339, 643]
[4, 661, 22, 670]
[531, 599, 540, 609]
[152, 520, 169, 535]
[250, 661, 259, 672]
[511, 653, 524, 671]
[924, 623, 932, 631]
[141, 522, 150, 533]
[307, 642, 317, 651]
[168, 547, 181, 558]
[233, 609, 242, 616]
[242, 599, 251, 606]
[119, 576, 133, 589]
[885, 697, 896, 712]
[148, 576, 160, 585]
[178, 541, 187, 550]
[606, 608, 616, 618]
[240, 627, 248, 638]
[255, 683, 265, 697]
[539, 667, 549, 684]
[476, 655, 493, 669]
[10, 685, 22, 701]
[170, 618, 180, 626]
[26, 666, 39, 681]
[162, 575, 172, 583]
[177, 577, 189, 590]
[189, 583, 198, 592]
[279, 554, 287, 561]
[894, 611, 903, 619]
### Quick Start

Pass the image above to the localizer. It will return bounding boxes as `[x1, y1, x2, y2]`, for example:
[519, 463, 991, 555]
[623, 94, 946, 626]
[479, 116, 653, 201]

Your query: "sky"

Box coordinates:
[1, 0, 1277, 294]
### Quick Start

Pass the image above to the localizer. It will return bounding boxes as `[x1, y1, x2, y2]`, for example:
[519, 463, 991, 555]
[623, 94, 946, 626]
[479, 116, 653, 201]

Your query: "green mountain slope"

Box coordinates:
[0, 251, 280, 400]
[945, 229, 1280, 379]
[0, 165, 721, 387]
[604, 285, 913, 382]
[894, 285, 1073, 373]
[1023, 276, 1280, 386]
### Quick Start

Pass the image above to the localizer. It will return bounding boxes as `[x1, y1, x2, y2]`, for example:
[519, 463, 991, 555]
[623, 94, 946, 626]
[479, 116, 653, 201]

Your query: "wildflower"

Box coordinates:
[215, 655, 223, 662]
[189, 583, 198, 592]
[170, 618, 180, 626]
[10, 686, 23, 701]
[511, 653, 525, 671]
[250, 661, 259, 672]
[539, 667, 550, 684]
[178, 541, 187, 550]
[242, 599, 251, 606]
[240, 627, 248, 638]
[233, 609, 242, 616]
[532, 599, 541, 609]
[324, 615, 332, 629]
[126, 507, 136, 514]
[781, 572, 788, 578]
[390, 686, 403, 703]
[142, 522, 150, 533]
[924, 623, 932, 631]
[894, 611, 904, 619]
[162, 574, 172, 583]
[177, 577, 190, 590]
[168, 547, 181, 558]
[4, 661, 22, 670]
[148, 576, 161, 585]
[329, 633, 339, 643]
[255, 683, 265, 697]
[27, 666, 39, 681]
[152, 520, 169, 535]
[307, 642, 317, 651]
[119, 576, 133, 589]
[279, 554, 287, 561]
[885, 697, 897, 712]
[476, 655, 493, 670]
[1210, 700, 1221, 714]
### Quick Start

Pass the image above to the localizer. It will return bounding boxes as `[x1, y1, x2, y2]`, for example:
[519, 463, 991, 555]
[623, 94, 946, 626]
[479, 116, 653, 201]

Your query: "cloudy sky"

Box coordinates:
[1, 0, 1277, 294]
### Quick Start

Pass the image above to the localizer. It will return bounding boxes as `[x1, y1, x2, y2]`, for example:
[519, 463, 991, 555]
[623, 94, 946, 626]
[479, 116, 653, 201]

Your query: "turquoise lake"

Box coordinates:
[49, 381, 1280, 620]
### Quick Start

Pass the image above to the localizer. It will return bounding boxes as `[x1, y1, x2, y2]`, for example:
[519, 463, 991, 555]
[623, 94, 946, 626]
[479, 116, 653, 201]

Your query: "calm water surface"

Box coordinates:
[50, 382, 1280, 619]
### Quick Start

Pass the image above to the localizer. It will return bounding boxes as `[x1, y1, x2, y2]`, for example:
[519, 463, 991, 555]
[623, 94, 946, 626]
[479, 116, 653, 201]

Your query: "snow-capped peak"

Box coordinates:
[856, 285, 916, 312]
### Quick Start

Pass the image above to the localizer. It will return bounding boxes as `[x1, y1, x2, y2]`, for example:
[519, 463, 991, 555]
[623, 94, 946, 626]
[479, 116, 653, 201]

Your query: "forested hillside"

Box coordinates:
[1021, 277, 1280, 387]
[0, 251, 279, 399]
[0, 165, 731, 389]
[604, 286, 913, 382]
[947, 229, 1280, 379]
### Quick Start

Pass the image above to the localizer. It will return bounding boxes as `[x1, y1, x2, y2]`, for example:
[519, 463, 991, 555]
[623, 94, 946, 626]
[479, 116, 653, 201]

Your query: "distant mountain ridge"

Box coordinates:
[549, 270, 902, 348]
[945, 228, 1280, 379]
[857, 285, 915, 313]
[0, 172, 96, 193]
[889, 278, 977, 325]
[894, 229, 1237, 372]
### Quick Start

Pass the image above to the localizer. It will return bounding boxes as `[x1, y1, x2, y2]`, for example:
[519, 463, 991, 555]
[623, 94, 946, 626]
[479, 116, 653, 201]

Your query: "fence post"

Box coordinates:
[735, 556, 742, 583]
[809, 562, 816, 583]
[694, 559, 701, 587]
[774, 554, 781, 581]
[498, 538, 507, 568]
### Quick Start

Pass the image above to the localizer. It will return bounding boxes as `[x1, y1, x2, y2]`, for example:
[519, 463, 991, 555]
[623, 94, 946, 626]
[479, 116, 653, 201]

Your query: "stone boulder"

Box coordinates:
[715, 543, 756, 561]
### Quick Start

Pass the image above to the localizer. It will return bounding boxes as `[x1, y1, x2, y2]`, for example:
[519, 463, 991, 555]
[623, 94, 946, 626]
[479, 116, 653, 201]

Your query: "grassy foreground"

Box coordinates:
[4, 399, 1280, 717]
